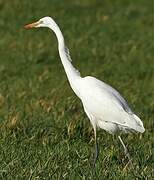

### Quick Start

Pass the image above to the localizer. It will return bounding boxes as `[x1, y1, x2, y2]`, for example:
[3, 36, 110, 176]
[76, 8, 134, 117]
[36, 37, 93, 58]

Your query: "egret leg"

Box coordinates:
[118, 136, 132, 165]
[92, 127, 99, 168]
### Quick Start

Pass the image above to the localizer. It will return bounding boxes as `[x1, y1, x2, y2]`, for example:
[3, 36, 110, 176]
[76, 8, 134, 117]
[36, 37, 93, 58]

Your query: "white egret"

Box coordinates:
[24, 17, 145, 166]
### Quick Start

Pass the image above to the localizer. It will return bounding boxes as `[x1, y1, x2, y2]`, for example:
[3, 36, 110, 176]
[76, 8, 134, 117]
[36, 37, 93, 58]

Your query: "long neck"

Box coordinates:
[48, 23, 81, 83]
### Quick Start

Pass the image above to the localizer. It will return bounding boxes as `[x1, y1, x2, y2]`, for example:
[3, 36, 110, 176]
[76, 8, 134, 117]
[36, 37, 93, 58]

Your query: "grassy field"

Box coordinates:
[0, 0, 154, 179]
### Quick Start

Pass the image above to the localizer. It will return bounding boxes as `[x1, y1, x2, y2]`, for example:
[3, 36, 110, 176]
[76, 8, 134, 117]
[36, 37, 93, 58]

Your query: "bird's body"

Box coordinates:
[25, 17, 145, 166]
[76, 76, 144, 134]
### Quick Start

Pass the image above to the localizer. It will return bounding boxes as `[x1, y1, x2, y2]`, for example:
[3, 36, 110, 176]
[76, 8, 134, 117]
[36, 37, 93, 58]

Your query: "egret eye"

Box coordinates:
[39, 20, 43, 24]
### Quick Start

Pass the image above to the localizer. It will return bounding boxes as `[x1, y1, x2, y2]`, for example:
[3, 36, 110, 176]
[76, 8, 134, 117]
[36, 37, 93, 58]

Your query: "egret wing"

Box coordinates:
[80, 76, 133, 125]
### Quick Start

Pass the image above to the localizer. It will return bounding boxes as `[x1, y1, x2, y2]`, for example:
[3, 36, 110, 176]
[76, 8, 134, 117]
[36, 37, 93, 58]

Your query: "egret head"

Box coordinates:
[24, 16, 55, 29]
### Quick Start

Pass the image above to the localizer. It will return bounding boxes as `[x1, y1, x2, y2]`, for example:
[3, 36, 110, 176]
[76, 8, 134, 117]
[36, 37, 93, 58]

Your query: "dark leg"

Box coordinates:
[118, 136, 133, 167]
[92, 139, 99, 168]
[92, 127, 99, 169]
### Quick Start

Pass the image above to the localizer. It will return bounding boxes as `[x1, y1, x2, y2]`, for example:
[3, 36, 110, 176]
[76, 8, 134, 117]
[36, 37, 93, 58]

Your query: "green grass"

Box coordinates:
[0, 0, 154, 179]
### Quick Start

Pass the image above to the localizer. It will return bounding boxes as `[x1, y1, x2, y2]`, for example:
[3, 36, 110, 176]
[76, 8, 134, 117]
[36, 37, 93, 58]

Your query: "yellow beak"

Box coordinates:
[24, 21, 40, 29]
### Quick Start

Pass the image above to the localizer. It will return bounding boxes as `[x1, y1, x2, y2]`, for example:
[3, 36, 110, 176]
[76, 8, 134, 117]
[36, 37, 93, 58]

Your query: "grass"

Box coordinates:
[0, 0, 154, 179]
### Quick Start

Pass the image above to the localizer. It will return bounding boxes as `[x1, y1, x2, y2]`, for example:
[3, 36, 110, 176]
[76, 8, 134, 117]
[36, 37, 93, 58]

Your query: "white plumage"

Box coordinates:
[25, 17, 145, 165]
[79, 76, 144, 134]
